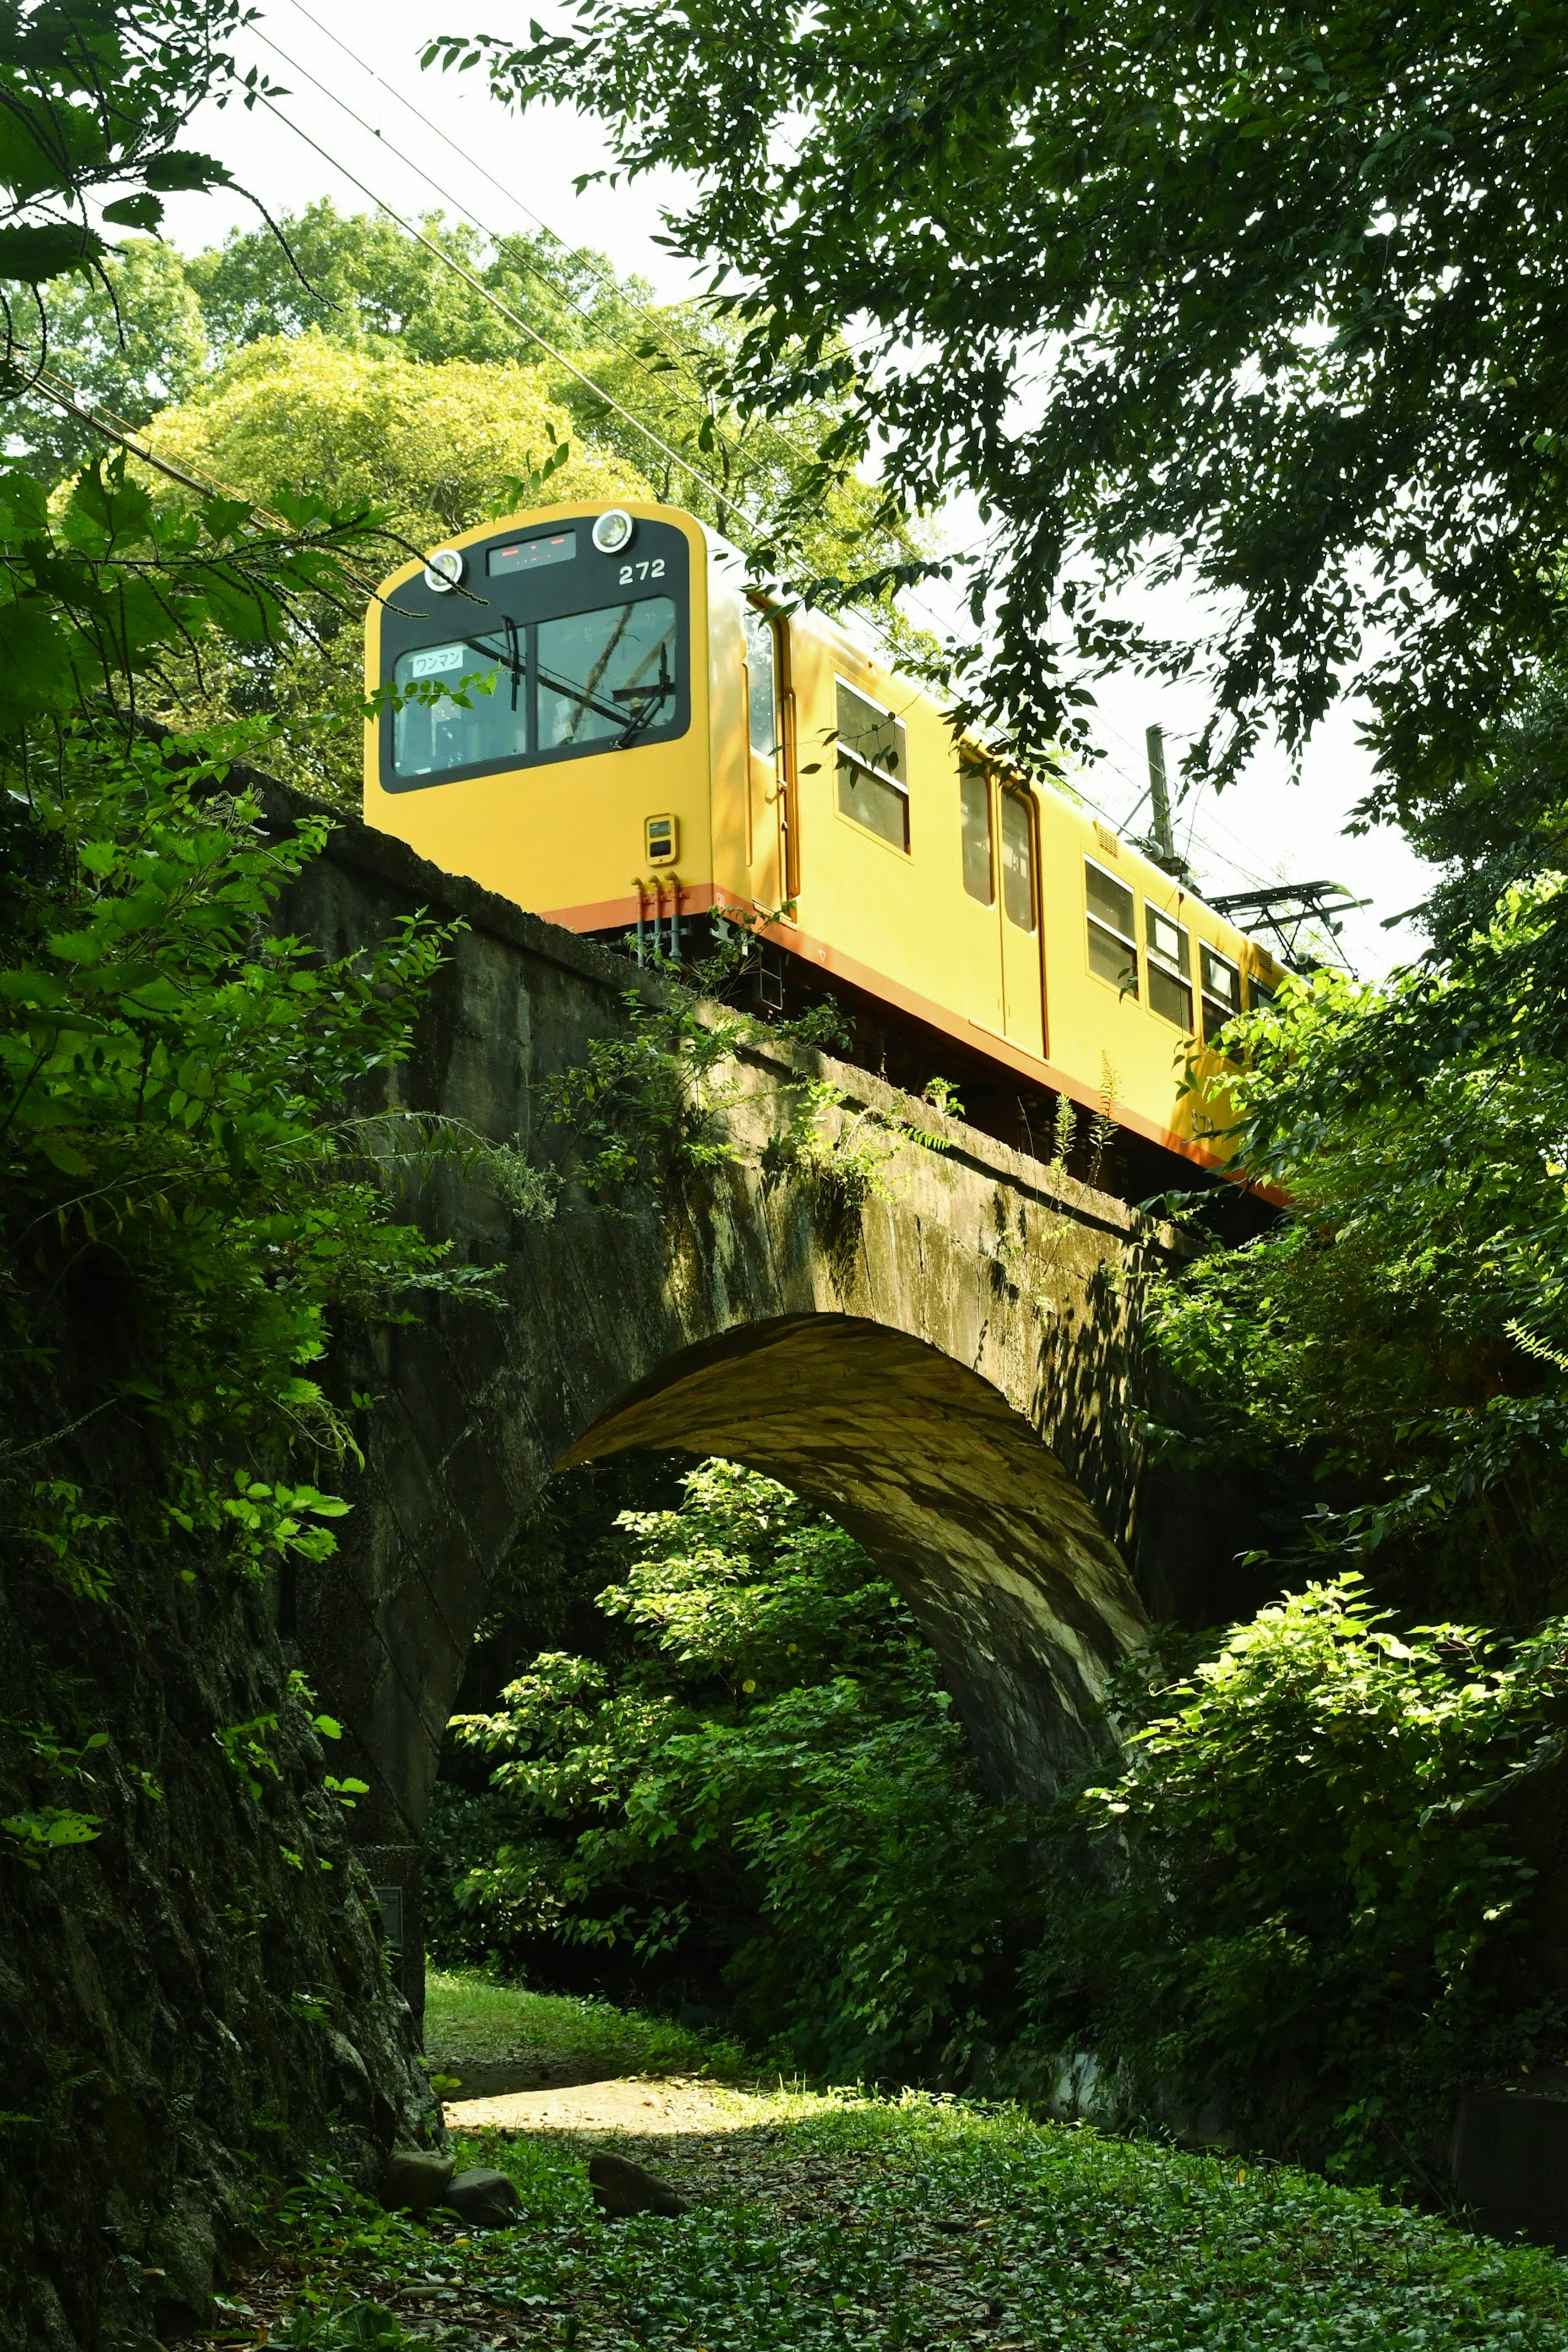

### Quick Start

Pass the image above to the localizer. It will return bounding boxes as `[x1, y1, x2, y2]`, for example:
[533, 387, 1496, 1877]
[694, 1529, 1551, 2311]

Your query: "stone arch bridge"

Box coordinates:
[271, 782, 1236, 2003]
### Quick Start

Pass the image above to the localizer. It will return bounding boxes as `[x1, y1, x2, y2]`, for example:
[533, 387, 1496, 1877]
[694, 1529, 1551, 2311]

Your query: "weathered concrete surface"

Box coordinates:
[268, 780, 1214, 1962]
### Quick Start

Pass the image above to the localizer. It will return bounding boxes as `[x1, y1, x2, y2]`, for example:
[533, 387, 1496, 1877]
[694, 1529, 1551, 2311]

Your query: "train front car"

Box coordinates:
[365, 502, 712, 939]
[365, 499, 1282, 1211]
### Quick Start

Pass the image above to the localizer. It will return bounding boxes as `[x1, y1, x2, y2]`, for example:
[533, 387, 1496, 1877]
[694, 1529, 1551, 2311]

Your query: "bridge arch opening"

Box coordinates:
[554, 1313, 1146, 1801]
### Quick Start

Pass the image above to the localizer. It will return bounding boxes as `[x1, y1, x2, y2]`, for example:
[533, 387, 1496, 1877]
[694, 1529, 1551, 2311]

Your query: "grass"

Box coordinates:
[220, 2065, 1568, 2352]
[423, 1968, 748, 2081]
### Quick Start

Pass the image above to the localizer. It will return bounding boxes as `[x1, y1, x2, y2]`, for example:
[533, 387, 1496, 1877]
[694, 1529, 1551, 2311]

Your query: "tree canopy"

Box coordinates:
[12, 202, 929, 595]
[148, 332, 644, 543]
[430, 1459, 1036, 2078]
[439, 0, 1568, 814]
[7, 201, 934, 793]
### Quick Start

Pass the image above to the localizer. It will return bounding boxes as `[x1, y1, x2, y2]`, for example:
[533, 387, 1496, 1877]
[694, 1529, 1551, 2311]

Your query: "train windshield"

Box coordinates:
[392, 595, 679, 780]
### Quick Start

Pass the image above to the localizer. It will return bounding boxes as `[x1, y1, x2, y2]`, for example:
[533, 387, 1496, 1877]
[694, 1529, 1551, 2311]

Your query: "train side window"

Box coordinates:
[1200, 943, 1242, 1045]
[1000, 792, 1036, 929]
[1249, 973, 1278, 1013]
[743, 604, 778, 761]
[960, 768, 993, 903]
[1146, 905, 1193, 1028]
[1085, 859, 1139, 997]
[835, 679, 909, 851]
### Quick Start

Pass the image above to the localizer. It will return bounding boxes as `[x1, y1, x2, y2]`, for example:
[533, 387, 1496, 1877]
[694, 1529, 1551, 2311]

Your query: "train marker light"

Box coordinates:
[645, 814, 678, 865]
[423, 547, 465, 592]
[592, 508, 635, 555]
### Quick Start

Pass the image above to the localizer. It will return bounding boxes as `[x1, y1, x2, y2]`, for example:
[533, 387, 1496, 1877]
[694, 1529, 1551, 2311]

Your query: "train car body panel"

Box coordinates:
[364, 499, 1281, 1182]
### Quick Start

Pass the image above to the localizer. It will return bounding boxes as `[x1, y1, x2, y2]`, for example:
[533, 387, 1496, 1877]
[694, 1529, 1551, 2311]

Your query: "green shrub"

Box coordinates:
[426, 1461, 1037, 2079]
[1026, 1577, 1568, 2181]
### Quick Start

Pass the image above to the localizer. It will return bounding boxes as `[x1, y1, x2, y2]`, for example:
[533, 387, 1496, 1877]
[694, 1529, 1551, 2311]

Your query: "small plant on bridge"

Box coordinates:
[541, 907, 859, 1207]
[770, 1072, 960, 1221]
[541, 981, 753, 1203]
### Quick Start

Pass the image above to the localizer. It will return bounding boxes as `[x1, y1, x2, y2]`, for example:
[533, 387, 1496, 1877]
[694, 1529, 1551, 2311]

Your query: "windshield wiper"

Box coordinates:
[612, 645, 675, 748]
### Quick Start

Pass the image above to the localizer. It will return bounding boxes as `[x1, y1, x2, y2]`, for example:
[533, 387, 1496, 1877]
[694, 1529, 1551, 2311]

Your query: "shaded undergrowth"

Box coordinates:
[180, 1989, 1568, 2352]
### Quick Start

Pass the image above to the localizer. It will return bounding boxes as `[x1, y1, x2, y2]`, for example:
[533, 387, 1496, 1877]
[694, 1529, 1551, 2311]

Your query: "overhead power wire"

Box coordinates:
[243, 76, 971, 690]
[279, 0, 891, 372]
[253, 20, 681, 391]
[26, 365, 292, 519]
[21, 363, 396, 597]
[250, 21, 921, 579]
[251, 24, 1024, 689]
[280, 0, 676, 345]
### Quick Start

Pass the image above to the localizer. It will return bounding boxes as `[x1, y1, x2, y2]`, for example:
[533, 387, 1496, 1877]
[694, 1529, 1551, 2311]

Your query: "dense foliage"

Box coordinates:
[1137, 670, 1568, 1618]
[0, 716, 496, 1594]
[0, 7, 513, 1856]
[0, 0, 252, 299]
[1025, 679, 1568, 2171]
[1029, 1581, 1568, 2183]
[428, 1461, 1036, 2080]
[443, 0, 1568, 810]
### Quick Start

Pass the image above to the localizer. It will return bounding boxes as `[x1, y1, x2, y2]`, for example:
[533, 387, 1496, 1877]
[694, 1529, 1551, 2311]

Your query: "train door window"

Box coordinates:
[835, 679, 909, 851]
[1085, 859, 1139, 996]
[1000, 792, 1036, 929]
[743, 604, 780, 762]
[1146, 905, 1193, 1028]
[1200, 943, 1242, 1045]
[960, 767, 993, 903]
[538, 597, 678, 751]
[1249, 972, 1278, 1012]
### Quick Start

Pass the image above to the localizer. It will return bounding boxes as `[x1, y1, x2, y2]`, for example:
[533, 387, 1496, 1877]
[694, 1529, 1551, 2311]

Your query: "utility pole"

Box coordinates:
[1146, 724, 1176, 868]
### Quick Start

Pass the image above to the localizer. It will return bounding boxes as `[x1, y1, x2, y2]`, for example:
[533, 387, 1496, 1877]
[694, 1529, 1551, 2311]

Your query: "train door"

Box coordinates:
[958, 764, 1006, 1031]
[998, 786, 1046, 1055]
[742, 605, 787, 908]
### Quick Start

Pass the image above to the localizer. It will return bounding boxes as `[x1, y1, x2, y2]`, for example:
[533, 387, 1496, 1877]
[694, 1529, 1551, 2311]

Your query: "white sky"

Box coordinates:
[157, 0, 1438, 978]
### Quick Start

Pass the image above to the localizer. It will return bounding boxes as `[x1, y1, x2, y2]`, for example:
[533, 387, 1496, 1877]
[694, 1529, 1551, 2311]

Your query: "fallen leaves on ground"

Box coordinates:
[174, 2082, 1568, 2352]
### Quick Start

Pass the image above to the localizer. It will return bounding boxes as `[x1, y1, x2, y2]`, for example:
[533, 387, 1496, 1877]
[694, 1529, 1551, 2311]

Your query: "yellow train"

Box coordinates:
[364, 499, 1282, 1196]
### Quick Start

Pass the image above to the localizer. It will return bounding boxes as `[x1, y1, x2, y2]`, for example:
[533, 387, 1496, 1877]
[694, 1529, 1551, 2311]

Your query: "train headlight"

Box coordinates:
[592, 509, 635, 555]
[423, 547, 465, 592]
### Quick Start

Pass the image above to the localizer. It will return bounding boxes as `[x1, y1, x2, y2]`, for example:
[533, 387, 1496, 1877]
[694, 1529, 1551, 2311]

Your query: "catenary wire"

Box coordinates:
[252, 21, 693, 391]
[280, 0, 703, 346]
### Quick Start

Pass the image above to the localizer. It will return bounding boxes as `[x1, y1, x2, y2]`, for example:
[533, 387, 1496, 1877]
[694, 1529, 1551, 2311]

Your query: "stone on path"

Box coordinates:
[587, 2149, 688, 2218]
[442, 2167, 524, 2228]
[381, 2150, 456, 2212]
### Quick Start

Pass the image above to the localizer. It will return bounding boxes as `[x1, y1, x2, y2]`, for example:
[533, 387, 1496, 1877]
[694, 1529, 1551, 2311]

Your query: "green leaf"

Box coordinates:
[100, 193, 165, 231]
[0, 221, 102, 284]
[141, 148, 234, 194]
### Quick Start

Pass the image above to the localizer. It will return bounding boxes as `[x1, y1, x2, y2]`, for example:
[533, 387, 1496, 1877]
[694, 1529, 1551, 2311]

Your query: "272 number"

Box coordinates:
[619, 559, 666, 584]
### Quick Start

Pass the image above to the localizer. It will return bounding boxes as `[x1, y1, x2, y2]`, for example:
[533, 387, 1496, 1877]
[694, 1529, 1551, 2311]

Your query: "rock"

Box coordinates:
[1453, 2073, 1568, 2245]
[381, 2148, 457, 2212]
[442, 2165, 524, 2227]
[587, 2149, 689, 2218]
